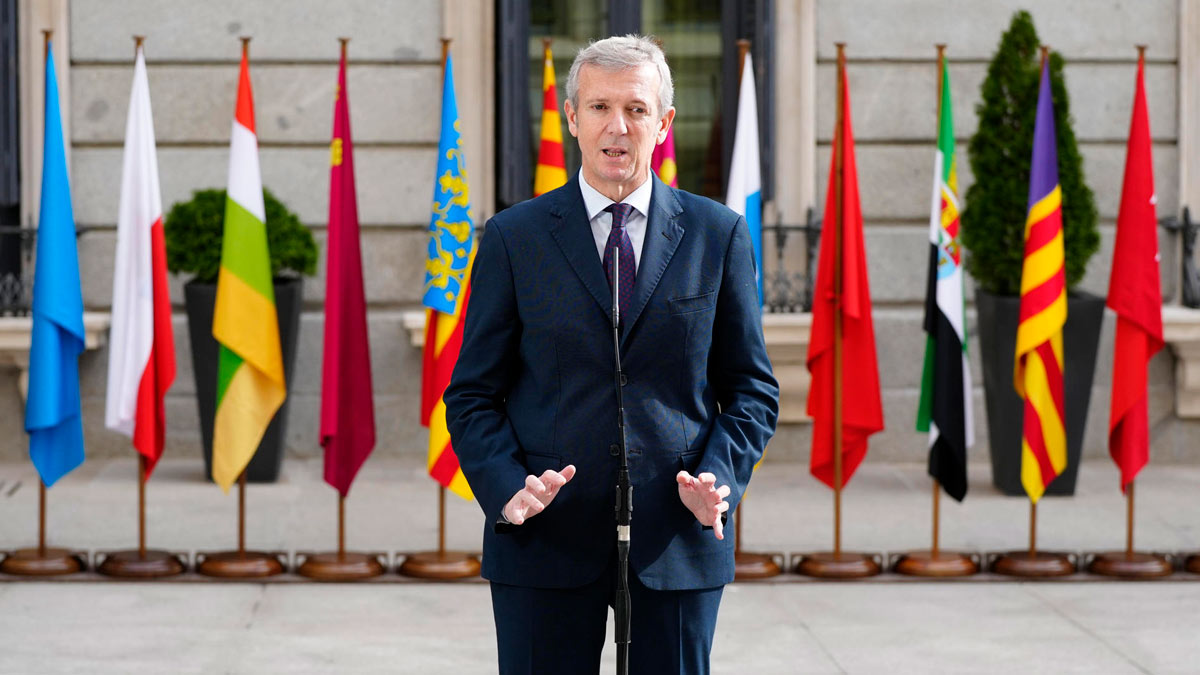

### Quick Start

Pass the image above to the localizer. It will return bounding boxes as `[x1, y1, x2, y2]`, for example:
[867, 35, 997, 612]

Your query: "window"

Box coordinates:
[494, 0, 772, 210]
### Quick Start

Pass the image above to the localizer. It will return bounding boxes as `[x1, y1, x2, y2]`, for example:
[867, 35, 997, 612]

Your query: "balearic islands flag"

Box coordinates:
[421, 51, 474, 500]
[806, 62, 884, 489]
[26, 42, 85, 487]
[105, 44, 176, 480]
[211, 44, 286, 492]
[1015, 59, 1068, 504]
[320, 45, 376, 497]
[916, 59, 973, 502]
[533, 42, 566, 197]
[1107, 50, 1162, 491]
[725, 53, 763, 304]
[651, 125, 679, 188]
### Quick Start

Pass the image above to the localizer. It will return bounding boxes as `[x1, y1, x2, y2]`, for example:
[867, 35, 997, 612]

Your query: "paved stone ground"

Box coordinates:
[1, 455, 1199, 673]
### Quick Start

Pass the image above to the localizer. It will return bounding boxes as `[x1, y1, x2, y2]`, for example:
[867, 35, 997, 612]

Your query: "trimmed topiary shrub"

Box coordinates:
[961, 10, 1100, 296]
[164, 188, 317, 283]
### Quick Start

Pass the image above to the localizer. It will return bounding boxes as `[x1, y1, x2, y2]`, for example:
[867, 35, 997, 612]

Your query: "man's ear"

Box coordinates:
[656, 107, 676, 144]
[564, 99, 579, 138]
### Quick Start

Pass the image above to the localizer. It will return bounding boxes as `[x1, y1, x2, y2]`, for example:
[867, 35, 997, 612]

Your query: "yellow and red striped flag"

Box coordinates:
[211, 42, 286, 491]
[533, 41, 566, 197]
[1015, 59, 1067, 503]
[421, 50, 474, 500]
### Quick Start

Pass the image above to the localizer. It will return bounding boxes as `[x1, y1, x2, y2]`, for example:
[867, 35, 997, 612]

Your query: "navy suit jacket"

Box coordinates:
[444, 175, 778, 591]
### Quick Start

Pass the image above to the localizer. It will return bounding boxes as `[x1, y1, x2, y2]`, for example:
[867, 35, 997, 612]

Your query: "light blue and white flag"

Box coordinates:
[725, 52, 763, 305]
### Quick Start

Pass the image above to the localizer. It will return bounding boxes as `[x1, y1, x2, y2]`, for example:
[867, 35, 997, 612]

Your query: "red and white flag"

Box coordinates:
[105, 45, 176, 478]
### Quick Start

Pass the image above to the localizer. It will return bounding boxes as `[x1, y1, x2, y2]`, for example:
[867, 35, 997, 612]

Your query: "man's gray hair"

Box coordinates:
[566, 35, 674, 118]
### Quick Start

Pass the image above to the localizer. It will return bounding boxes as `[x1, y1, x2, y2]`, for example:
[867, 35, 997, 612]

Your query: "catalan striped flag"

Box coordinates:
[211, 43, 287, 492]
[1015, 59, 1067, 503]
[652, 125, 679, 187]
[421, 51, 474, 500]
[533, 42, 566, 197]
[916, 58, 973, 502]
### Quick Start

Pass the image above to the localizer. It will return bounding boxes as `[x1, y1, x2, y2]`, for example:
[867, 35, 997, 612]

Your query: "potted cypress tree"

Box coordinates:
[164, 188, 317, 482]
[962, 11, 1103, 496]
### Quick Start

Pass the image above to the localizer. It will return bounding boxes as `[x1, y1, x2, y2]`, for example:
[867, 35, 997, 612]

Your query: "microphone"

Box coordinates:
[611, 247, 632, 675]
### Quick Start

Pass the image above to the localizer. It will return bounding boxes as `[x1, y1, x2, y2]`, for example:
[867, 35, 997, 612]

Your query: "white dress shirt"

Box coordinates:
[578, 170, 653, 270]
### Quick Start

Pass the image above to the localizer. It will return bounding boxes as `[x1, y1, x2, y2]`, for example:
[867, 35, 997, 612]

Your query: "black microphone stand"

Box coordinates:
[611, 251, 632, 675]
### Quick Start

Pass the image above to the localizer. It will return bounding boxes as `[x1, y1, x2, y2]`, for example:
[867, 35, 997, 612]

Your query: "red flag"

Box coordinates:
[806, 63, 883, 489]
[320, 47, 376, 496]
[1107, 51, 1162, 491]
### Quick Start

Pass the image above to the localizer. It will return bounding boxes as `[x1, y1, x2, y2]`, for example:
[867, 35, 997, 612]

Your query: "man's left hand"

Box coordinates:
[676, 471, 731, 540]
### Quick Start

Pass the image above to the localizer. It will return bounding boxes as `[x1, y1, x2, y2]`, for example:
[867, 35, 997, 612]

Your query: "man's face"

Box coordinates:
[565, 62, 675, 200]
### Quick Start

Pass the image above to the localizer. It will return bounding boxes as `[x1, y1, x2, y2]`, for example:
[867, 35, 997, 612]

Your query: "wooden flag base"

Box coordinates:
[398, 551, 480, 579]
[1087, 551, 1172, 578]
[735, 552, 782, 580]
[893, 550, 979, 577]
[1186, 554, 1200, 574]
[196, 551, 285, 578]
[794, 552, 881, 579]
[990, 550, 1075, 577]
[97, 550, 185, 578]
[297, 552, 385, 581]
[0, 548, 84, 576]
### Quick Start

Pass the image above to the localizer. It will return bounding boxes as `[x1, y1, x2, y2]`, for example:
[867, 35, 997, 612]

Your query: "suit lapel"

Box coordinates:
[548, 176, 613, 316]
[622, 176, 683, 345]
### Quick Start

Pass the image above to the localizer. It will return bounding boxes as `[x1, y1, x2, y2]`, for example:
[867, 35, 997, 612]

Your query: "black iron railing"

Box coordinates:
[1161, 207, 1200, 309]
[0, 224, 33, 316]
[764, 207, 821, 314]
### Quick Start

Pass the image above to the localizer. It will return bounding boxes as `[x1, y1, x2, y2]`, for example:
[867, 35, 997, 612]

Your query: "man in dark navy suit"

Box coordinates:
[445, 35, 778, 674]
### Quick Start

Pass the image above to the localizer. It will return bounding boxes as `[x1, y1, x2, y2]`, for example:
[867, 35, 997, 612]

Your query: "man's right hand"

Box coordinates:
[503, 465, 577, 525]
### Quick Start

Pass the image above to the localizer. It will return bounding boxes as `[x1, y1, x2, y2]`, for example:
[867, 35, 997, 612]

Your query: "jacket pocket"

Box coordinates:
[524, 452, 564, 475]
[668, 290, 716, 315]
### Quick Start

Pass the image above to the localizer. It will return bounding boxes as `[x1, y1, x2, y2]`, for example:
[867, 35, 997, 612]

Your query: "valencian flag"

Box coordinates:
[104, 44, 176, 479]
[725, 52, 763, 304]
[211, 45, 287, 492]
[806, 63, 883, 489]
[916, 60, 973, 501]
[421, 51, 474, 500]
[652, 125, 679, 187]
[1015, 60, 1067, 503]
[26, 43, 85, 487]
[1107, 51, 1162, 491]
[533, 42, 566, 196]
[320, 47, 376, 496]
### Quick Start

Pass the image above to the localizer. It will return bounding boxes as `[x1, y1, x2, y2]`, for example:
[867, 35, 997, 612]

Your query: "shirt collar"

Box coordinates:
[578, 170, 653, 222]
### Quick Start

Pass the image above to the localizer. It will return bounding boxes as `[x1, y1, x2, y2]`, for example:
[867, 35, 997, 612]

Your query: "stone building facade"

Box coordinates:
[1, 0, 1198, 475]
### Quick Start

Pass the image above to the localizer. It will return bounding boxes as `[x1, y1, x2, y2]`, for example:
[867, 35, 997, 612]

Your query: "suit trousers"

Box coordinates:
[489, 559, 724, 675]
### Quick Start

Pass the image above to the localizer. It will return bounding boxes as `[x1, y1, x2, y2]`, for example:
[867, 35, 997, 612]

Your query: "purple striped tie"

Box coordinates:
[603, 203, 637, 318]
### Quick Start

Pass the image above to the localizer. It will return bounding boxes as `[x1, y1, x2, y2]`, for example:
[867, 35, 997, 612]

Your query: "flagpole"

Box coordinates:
[728, 37, 779, 580]
[832, 42, 845, 562]
[238, 470, 246, 556]
[398, 36, 479, 580]
[931, 43, 946, 562]
[1126, 481, 1134, 558]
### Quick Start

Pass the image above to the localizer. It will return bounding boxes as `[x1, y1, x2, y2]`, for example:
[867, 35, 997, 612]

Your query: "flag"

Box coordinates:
[1015, 60, 1067, 504]
[725, 53, 763, 304]
[806, 62, 883, 489]
[533, 42, 566, 197]
[916, 59, 973, 502]
[652, 125, 679, 187]
[104, 44, 176, 480]
[25, 42, 85, 487]
[211, 45, 286, 492]
[421, 51, 474, 500]
[320, 47, 376, 497]
[1107, 51, 1162, 491]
